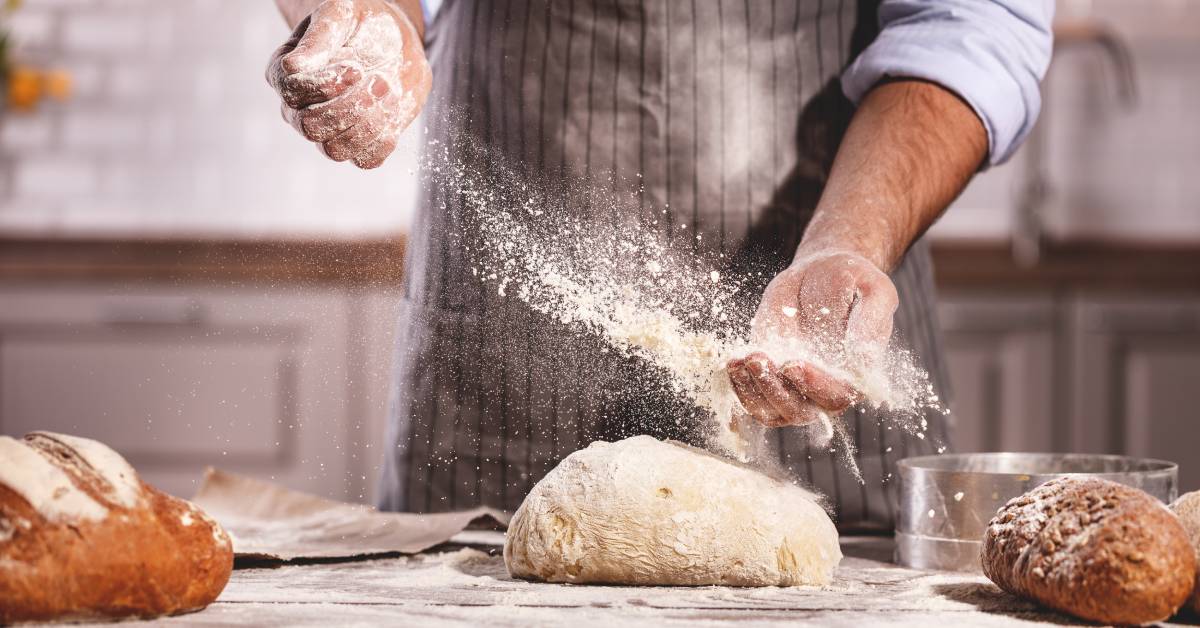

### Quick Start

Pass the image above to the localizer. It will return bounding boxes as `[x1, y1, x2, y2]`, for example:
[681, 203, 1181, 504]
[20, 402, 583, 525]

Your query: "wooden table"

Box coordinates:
[66, 535, 1158, 627]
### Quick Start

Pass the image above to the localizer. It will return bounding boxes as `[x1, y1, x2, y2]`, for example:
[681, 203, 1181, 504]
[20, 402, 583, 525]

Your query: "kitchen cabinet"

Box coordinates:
[940, 291, 1200, 493]
[937, 296, 1060, 454]
[2, 237, 1199, 503]
[0, 282, 401, 503]
[1070, 297, 1200, 491]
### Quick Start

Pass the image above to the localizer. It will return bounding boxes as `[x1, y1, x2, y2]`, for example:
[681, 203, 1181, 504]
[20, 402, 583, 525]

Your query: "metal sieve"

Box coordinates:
[895, 452, 1178, 572]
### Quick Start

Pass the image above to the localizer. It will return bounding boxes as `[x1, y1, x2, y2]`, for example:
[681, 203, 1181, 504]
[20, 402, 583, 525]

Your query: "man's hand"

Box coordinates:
[727, 251, 896, 427]
[726, 79, 988, 430]
[267, 0, 431, 169]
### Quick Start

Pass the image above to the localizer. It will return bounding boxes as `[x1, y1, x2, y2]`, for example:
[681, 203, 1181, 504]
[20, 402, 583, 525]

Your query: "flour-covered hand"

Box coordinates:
[727, 250, 897, 427]
[266, 0, 431, 168]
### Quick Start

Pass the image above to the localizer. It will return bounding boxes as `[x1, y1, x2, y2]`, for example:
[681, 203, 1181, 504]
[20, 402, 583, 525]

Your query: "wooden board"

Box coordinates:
[59, 535, 1190, 626]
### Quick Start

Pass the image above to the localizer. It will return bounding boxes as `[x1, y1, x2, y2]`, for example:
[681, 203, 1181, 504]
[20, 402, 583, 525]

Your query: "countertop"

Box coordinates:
[61, 535, 1150, 627]
[2, 236, 1199, 292]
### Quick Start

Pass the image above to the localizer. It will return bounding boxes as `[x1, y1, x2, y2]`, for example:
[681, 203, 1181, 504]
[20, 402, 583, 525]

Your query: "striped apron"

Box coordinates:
[379, 0, 952, 532]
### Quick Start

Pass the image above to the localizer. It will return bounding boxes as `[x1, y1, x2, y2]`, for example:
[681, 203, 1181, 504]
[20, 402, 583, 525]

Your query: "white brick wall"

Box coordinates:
[61, 12, 146, 53]
[2, 0, 1196, 240]
[6, 11, 53, 50]
[0, 0, 419, 238]
[15, 157, 97, 199]
[0, 116, 53, 149]
[61, 111, 143, 149]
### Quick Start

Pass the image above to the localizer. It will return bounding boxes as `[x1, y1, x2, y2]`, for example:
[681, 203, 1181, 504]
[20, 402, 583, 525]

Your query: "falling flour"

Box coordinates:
[423, 136, 947, 483]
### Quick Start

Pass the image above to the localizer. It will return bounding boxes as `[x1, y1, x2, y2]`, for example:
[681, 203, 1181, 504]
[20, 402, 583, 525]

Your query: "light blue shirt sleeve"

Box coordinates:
[420, 0, 443, 26]
[841, 0, 1054, 166]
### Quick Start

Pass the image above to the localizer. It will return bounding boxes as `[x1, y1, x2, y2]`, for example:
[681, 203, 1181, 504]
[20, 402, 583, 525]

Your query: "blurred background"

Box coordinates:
[0, 0, 1197, 502]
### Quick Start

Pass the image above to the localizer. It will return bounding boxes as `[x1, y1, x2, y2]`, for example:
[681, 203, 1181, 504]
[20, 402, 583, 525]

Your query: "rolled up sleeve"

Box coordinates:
[841, 0, 1054, 166]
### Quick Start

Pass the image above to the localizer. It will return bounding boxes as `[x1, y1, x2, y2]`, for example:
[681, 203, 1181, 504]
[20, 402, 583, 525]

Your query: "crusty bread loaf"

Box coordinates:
[1171, 490, 1200, 615]
[0, 432, 233, 623]
[981, 476, 1195, 625]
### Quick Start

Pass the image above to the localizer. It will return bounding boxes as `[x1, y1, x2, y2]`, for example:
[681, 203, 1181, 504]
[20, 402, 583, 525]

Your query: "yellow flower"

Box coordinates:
[7, 66, 40, 111]
[43, 69, 71, 100]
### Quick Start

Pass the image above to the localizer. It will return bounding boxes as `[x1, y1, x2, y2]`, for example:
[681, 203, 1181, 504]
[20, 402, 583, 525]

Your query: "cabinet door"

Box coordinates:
[938, 295, 1060, 454]
[348, 289, 403, 505]
[1071, 298, 1200, 491]
[0, 284, 359, 501]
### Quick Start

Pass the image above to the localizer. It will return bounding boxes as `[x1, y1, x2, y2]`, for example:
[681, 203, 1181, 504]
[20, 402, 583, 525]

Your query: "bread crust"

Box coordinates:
[0, 433, 233, 623]
[982, 476, 1195, 625]
[1170, 490, 1200, 616]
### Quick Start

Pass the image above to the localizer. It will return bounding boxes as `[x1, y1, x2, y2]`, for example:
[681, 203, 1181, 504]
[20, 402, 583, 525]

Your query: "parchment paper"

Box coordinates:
[192, 468, 509, 562]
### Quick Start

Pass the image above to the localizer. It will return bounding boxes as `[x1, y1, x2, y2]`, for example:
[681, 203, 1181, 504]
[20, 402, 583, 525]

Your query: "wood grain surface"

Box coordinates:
[45, 536, 1194, 627]
[4, 237, 1200, 292]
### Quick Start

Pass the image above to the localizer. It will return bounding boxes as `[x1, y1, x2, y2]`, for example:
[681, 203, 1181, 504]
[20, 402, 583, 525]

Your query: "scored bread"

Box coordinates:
[981, 476, 1195, 625]
[1171, 490, 1200, 615]
[0, 432, 233, 623]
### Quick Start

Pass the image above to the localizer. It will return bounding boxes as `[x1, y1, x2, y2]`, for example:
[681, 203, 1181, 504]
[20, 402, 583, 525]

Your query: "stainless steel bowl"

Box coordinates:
[895, 452, 1178, 572]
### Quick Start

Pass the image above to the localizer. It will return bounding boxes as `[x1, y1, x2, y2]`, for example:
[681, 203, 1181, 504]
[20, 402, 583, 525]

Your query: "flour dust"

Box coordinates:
[422, 137, 947, 485]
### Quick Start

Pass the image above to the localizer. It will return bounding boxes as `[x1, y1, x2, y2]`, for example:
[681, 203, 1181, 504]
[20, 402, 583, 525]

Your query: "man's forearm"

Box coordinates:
[273, 0, 425, 38]
[799, 80, 988, 271]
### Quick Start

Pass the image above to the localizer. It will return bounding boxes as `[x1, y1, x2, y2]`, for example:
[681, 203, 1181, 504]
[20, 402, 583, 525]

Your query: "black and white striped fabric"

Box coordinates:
[379, 0, 951, 532]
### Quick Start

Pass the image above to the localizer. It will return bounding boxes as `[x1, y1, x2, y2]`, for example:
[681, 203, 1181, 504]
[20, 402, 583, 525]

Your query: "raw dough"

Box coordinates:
[504, 435, 841, 586]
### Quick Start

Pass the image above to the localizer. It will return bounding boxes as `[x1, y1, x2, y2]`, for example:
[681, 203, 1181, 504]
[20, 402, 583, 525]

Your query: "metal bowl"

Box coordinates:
[895, 452, 1178, 572]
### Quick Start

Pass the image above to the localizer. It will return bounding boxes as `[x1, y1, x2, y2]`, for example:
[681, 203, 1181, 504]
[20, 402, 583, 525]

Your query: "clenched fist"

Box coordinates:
[267, 0, 431, 168]
[727, 250, 898, 428]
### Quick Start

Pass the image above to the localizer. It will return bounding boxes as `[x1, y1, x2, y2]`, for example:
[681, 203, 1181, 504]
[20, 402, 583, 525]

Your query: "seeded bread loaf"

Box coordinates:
[0, 432, 233, 623]
[1171, 490, 1200, 615]
[981, 476, 1194, 625]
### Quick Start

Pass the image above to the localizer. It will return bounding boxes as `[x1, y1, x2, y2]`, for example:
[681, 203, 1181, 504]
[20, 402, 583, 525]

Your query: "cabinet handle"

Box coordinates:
[100, 300, 207, 327]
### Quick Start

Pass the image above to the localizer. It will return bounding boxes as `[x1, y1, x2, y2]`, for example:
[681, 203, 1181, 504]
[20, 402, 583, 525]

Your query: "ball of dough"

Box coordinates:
[1171, 490, 1200, 615]
[504, 436, 841, 586]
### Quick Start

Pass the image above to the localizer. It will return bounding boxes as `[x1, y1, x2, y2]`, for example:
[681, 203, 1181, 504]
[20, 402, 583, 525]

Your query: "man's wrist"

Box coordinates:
[792, 214, 897, 272]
